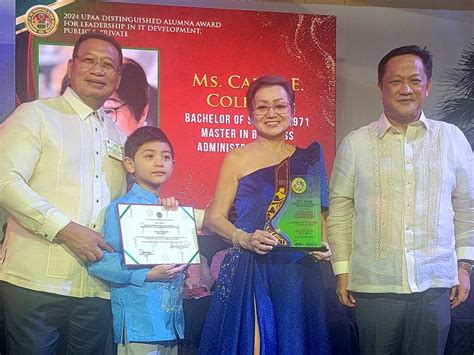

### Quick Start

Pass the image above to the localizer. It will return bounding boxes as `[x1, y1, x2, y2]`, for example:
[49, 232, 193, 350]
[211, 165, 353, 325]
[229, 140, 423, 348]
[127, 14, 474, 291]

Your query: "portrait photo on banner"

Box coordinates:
[38, 44, 159, 133]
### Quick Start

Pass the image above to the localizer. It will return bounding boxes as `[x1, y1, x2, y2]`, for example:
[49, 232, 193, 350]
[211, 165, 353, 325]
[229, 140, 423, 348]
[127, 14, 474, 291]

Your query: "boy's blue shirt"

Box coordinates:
[88, 183, 184, 343]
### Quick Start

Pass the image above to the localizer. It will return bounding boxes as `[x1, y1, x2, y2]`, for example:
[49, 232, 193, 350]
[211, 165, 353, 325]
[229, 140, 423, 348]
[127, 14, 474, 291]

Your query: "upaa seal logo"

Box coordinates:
[291, 177, 306, 194]
[25, 5, 59, 37]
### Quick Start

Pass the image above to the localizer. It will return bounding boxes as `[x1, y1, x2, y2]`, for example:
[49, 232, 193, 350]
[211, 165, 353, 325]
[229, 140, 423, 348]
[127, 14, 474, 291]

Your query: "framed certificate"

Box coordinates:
[117, 203, 200, 266]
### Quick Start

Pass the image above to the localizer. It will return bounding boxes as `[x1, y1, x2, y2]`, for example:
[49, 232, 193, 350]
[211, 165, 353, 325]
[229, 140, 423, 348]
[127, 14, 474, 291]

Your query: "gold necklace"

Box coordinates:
[257, 139, 282, 161]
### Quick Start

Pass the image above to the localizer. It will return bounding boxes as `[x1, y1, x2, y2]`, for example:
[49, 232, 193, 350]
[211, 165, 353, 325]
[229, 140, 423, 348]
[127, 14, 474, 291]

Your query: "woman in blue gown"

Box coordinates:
[199, 75, 332, 354]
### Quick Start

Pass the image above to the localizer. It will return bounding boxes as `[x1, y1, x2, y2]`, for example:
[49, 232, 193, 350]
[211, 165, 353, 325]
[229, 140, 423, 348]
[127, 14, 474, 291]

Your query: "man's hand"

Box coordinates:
[450, 267, 471, 309]
[55, 221, 113, 263]
[336, 273, 356, 308]
[146, 264, 187, 282]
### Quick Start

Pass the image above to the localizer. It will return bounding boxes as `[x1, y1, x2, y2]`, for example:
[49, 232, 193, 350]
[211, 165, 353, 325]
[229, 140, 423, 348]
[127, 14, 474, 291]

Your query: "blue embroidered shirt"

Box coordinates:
[88, 183, 184, 343]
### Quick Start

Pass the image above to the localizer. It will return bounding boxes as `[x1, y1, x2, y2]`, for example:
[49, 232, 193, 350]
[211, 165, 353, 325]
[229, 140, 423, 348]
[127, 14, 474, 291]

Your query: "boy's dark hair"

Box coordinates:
[246, 75, 295, 115]
[72, 32, 123, 64]
[378, 45, 433, 84]
[117, 58, 149, 122]
[124, 126, 174, 159]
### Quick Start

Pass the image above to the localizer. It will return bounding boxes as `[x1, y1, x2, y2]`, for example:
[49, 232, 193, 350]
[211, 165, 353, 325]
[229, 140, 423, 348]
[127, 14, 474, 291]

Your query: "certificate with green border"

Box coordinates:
[117, 203, 200, 265]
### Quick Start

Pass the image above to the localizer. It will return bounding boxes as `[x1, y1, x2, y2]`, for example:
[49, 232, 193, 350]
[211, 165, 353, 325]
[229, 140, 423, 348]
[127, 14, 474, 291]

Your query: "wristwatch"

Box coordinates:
[458, 260, 473, 275]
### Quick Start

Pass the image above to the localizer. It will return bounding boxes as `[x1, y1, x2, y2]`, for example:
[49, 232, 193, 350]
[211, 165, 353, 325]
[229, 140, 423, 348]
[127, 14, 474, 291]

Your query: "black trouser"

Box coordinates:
[183, 296, 212, 347]
[354, 288, 451, 355]
[2, 282, 112, 355]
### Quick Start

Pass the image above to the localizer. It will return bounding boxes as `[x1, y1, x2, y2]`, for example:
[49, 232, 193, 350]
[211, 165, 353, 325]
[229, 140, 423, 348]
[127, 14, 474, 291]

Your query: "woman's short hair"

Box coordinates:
[246, 75, 295, 115]
[117, 58, 150, 122]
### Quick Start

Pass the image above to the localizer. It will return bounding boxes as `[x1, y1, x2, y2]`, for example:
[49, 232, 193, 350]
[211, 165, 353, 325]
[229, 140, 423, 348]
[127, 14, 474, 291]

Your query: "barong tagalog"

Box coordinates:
[265, 158, 325, 251]
[117, 203, 200, 265]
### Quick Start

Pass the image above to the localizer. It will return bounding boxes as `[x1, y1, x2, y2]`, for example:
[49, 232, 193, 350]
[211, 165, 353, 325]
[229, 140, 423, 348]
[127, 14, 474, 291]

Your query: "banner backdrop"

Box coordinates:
[16, 2, 336, 209]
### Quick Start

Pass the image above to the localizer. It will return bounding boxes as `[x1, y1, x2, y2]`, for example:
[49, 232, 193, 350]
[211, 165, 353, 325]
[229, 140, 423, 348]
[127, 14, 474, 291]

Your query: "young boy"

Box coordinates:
[89, 126, 187, 355]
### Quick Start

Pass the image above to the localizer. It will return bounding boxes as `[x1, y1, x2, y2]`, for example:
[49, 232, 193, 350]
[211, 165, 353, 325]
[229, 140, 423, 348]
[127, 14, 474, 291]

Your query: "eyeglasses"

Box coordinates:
[104, 103, 127, 123]
[73, 55, 120, 75]
[253, 102, 291, 117]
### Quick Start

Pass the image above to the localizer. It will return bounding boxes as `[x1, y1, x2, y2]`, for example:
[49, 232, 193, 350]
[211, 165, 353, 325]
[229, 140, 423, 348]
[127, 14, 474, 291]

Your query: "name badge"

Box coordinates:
[106, 139, 124, 161]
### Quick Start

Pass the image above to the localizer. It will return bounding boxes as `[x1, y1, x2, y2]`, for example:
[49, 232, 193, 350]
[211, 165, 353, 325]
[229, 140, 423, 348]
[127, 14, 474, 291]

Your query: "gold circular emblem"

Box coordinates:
[291, 177, 306, 194]
[25, 5, 59, 37]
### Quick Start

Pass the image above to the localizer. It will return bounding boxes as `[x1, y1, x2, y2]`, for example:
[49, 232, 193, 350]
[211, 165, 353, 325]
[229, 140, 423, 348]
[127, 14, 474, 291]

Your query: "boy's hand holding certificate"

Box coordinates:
[117, 203, 200, 266]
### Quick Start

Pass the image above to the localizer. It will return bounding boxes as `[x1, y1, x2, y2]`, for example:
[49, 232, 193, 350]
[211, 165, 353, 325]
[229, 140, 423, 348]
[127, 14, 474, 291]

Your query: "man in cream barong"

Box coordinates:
[0, 32, 126, 354]
[328, 45, 474, 355]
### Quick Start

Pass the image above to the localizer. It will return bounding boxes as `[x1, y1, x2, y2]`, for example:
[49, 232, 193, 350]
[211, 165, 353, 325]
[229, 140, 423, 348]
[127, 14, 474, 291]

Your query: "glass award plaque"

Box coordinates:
[265, 159, 325, 250]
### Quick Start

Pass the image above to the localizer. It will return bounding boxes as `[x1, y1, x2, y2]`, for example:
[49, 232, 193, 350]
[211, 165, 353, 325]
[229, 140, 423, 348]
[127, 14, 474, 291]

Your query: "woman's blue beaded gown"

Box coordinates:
[199, 142, 332, 355]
